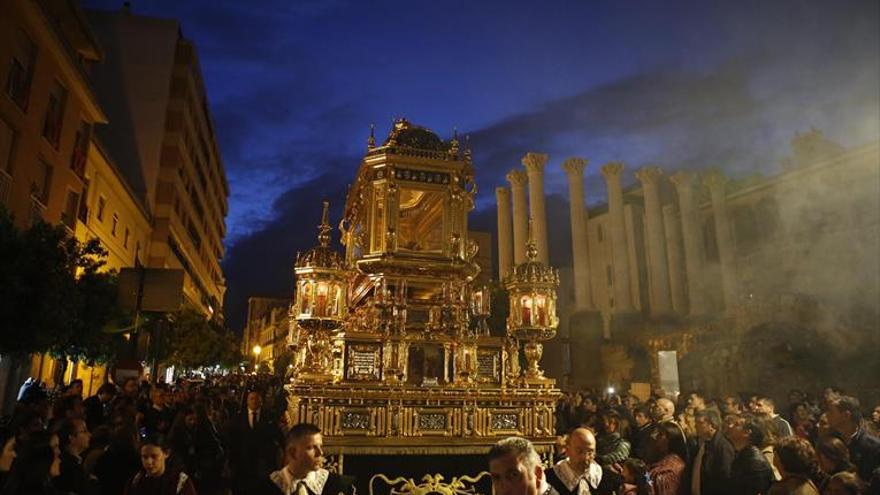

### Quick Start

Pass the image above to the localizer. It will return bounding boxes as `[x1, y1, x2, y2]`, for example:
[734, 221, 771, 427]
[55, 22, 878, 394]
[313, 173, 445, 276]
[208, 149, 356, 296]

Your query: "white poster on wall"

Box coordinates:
[658, 350, 680, 397]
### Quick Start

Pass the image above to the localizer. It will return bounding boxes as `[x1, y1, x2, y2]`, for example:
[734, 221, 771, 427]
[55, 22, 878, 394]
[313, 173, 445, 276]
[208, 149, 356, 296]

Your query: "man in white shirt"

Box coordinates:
[545, 428, 614, 495]
[268, 423, 355, 495]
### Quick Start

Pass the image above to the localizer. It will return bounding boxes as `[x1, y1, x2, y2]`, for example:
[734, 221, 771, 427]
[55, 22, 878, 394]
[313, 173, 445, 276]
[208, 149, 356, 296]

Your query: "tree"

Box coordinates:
[0, 208, 121, 363]
[162, 308, 241, 370]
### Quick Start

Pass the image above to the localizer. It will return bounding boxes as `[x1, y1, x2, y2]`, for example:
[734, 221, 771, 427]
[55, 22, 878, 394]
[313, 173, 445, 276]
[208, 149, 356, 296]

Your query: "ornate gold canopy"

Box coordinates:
[286, 119, 559, 456]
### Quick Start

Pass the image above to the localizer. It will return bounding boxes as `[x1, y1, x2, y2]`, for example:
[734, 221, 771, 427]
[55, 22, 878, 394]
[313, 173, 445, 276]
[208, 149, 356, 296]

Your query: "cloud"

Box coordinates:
[219, 0, 878, 329]
[221, 154, 357, 329]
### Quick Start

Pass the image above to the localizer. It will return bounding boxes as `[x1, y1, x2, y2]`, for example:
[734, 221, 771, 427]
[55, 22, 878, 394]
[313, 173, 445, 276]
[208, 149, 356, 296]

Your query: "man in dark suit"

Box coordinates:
[265, 423, 355, 495]
[692, 409, 735, 495]
[82, 382, 116, 431]
[725, 415, 774, 495]
[230, 390, 284, 495]
[828, 395, 880, 492]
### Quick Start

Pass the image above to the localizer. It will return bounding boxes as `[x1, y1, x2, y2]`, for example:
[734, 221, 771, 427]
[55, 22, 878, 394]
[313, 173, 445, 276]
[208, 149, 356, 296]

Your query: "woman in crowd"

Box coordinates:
[770, 436, 821, 495]
[647, 421, 686, 495]
[93, 415, 141, 495]
[621, 457, 653, 495]
[0, 430, 61, 495]
[815, 412, 835, 440]
[824, 471, 866, 495]
[597, 409, 632, 466]
[756, 417, 783, 481]
[816, 436, 857, 491]
[125, 435, 197, 495]
[793, 402, 818, 441]
[169, 403, 225, 495]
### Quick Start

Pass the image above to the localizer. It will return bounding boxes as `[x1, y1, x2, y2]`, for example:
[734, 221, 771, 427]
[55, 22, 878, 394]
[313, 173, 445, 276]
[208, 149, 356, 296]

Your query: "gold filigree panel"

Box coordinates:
[369, 473, 491, 495]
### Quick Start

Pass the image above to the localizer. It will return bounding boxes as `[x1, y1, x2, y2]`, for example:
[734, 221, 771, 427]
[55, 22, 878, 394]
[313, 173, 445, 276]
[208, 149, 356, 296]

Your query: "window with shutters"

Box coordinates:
[42, 80, 67, 148]
[70, 121, 90, 177]
[78, 179, 90, 223]
[5, 30, 36, 110]
[62, 190, 80, 229]
[32, 159, 52, 205]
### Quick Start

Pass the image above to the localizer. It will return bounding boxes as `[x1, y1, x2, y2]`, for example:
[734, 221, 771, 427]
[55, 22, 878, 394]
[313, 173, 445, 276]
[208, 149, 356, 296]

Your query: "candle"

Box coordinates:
[521, 296, 532, 325]
[316, 282, 328, 316]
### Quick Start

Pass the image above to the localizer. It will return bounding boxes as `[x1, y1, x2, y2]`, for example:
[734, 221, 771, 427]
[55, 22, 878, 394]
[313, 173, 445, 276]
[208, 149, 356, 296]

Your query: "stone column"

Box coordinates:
[704, 171, 737, 311]
[522, 152, 550, 265]
[635, 166, 672, 315]
[506, 170, 529, 265]
[600, 162, 632, 311]
[670, 171, 706, 315]
[495, 187, 513, 281]
[563, 157, 593, 310]
[662, 204, 687, 314]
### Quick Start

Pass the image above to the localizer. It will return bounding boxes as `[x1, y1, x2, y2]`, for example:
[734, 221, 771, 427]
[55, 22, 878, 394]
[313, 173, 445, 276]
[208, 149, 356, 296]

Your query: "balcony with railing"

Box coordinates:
[30, 196, 47, 226]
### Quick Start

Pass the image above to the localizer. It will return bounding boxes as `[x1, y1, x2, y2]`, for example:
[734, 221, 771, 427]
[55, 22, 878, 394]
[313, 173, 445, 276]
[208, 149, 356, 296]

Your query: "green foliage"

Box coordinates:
[0, 208, 121, 363]
[162, 308, 241, 370]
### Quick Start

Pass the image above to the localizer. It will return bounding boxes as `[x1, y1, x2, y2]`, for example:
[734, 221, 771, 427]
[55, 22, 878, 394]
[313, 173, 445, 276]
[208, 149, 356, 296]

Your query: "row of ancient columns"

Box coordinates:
[496, 157, 738, 316]
[496, 153, 595, 307]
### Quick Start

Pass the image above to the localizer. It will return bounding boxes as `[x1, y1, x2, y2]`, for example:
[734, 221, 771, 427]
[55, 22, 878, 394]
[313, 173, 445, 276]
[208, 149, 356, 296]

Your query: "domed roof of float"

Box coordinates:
[295, 202, 346, 271]
[382, 118, 451, 152]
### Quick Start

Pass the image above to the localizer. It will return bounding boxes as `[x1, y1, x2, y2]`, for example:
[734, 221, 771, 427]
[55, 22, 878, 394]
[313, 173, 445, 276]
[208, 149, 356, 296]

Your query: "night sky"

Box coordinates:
[82, 0, 879, 331]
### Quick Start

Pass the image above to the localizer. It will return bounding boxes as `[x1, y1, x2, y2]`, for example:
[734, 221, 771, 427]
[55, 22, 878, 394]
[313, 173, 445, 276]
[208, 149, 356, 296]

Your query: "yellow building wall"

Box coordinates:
[0, 0, 106, 228]
[76, 139, 151, 270]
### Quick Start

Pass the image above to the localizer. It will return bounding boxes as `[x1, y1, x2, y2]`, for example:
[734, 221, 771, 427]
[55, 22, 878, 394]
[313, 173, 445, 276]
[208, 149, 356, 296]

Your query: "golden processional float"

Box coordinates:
[286, 119, 560, 486]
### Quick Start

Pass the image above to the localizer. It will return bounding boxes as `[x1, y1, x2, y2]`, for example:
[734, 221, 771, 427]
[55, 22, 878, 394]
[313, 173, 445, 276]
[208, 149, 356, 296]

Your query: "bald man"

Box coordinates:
[546, 428, 618, 495]
[651, 397, 690, 464]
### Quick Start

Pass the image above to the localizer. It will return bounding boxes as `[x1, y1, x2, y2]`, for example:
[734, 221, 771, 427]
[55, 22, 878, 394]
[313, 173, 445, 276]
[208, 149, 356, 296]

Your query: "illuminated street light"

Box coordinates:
[252, 345, 262, 372]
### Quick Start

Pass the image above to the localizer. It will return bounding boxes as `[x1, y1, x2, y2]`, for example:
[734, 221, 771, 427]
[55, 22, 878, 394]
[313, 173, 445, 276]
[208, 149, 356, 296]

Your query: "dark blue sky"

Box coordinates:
[84, 0, 879, 330]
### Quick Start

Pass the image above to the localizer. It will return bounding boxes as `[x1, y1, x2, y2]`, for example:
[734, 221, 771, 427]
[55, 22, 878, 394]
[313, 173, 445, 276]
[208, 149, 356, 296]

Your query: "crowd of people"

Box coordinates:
[0, 374, 294, 495]
[542, 387, 880, 495]
[2, 374, 879, 495]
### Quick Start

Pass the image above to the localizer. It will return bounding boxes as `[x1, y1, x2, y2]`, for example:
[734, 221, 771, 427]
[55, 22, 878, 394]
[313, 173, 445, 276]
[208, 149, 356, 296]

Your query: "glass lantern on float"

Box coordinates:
[505, 220, 559, 385]
[291, 201, 350, 382]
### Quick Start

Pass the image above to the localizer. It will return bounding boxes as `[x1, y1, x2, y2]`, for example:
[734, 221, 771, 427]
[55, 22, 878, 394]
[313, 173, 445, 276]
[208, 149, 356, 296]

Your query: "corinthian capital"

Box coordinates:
[703, 170, 729, 192]
[669, 170, 695, 192]
[562, 157, 587, 177]
[635, 166, 663, 185]
[506, 169, 528, 187]
[600, 162, 625, 181]
[521, 152, 549, 175]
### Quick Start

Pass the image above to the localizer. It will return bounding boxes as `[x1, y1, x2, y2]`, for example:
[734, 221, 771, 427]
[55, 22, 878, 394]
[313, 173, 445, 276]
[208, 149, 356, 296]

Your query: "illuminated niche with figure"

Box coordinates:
[285, 119, 559, 455]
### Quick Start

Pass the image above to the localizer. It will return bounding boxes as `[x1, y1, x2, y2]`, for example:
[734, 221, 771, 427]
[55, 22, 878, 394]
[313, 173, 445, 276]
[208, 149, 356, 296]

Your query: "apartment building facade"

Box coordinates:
[88, 8, 229, 318]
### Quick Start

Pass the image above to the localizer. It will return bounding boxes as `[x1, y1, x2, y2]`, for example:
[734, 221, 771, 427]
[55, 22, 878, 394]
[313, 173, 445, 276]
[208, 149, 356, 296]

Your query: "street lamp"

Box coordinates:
[252, 345, 262, 372]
